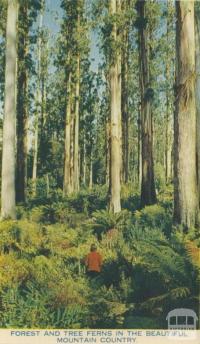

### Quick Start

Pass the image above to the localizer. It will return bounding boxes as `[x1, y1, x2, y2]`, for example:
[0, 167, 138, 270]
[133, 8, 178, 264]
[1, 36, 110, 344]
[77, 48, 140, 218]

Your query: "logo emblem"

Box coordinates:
[166, 308, 198, 330]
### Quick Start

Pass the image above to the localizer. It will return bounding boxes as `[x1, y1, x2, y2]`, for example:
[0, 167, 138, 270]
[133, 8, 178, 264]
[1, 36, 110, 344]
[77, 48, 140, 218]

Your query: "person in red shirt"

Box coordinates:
[85, 244, 103, 278]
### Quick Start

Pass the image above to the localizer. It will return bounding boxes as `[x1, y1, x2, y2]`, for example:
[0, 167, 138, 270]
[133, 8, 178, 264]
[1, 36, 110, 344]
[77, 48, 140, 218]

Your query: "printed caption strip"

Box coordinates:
[0, 330, 199, 344]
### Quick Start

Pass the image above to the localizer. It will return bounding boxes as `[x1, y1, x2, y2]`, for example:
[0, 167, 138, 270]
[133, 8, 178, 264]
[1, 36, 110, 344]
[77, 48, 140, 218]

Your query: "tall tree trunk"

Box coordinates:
[117, 0, 122, 183]
[70, 95, 75, 192]
[32, 8, 43, 194]
[39, 36, 48, 169]
[32, 106, 39, 190]
[63, 1, 82, 195]
[109, 0, 121, 213]
[16, 2, 28, 203]
[1, 0, 18, 219]
[195, 4, 200, 204]
[63, 68, 72, 196]
[165, 94, 171, 183]
[137, 0, 156, 206]
[106, 116, 110, 186]
[105, 66, 110, 187]
[165, 62, 172, 184]
[165, 0, 172, 184]
[174, 0, 199, 228]
[82, 135, 86, 185]
[165, 8, 170, 183]
[89, 151, 93, 189]
[73, 54, 80, 192]
[137, 102, 142, 185]
[121, 0, 129, 184]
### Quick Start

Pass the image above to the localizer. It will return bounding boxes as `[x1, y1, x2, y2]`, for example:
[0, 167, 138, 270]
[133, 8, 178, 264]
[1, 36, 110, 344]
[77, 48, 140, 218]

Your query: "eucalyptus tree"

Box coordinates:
[1, 0, 18, 219]
[0, 1, 7, 103]
[164, 0, 174, 184]
[174, 0, 199, 228]
[121, 0, 131, 184]
[16, 0, 29, 203]
[62, 0, 88, 195]
[141, 0, 175, 190]
[62, 0, 78, 195]
[39, 29, 49, 170]
[0, 1, 7, 171]
[93, 0, 134, 207]
[109, 0, 122, 213]
[15, 0, 44, 200]
[79, 59, 101, 188]
[135, 0, 156, 206]
[32, 0, 45, 194]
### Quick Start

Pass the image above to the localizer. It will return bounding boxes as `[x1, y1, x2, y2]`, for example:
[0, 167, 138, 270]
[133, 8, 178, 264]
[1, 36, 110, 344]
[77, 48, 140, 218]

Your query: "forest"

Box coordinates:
[0, 0, 199, 329]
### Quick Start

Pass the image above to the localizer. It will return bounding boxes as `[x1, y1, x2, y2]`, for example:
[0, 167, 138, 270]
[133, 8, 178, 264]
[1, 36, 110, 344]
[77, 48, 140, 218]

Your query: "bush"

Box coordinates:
[88, 209, 133, 239]
[87, 285, 128, 328]
[0, 282, 89, 328]
[121, 184, 140, 211]
[66, 186, 108, 215]
[134, 204, 172, 237]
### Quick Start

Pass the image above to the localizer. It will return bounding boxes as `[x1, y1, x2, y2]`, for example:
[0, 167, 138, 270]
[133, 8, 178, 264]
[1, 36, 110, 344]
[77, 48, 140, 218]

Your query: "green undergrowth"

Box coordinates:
[0, 186, 199, 328]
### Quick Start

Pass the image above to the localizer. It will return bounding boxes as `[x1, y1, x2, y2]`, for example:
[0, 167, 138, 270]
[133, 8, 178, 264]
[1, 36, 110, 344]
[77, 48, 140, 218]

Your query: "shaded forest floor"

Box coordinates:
[0, 184, 199, 328]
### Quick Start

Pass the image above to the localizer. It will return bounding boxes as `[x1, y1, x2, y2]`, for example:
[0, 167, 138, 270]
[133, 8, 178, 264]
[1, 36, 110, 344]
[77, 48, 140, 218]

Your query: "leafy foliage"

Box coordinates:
[0, 187, 198, 328]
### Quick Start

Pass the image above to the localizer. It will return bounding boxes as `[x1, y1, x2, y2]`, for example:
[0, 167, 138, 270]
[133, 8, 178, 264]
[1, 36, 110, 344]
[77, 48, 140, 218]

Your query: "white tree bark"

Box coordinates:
[32, 7, 43, 194]
[174, 0, 199, 228]
[1, 0, 18, 219]
[109, 0, 121, 213]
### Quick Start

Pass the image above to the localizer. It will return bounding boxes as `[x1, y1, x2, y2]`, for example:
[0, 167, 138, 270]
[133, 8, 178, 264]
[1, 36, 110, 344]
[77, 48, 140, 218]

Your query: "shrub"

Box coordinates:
[0, 254, 31, 290]
[90, 209, 133, 239]
[66, 185, 108, 215]
[121, 184, 141, 211]
[88, 285, 128, 328]
[134, 204, 172, 236]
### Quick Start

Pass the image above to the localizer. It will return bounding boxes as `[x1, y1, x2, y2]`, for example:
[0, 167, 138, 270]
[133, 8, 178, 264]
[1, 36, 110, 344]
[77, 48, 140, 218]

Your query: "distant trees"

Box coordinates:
[62, 0, 87, 195]
[174, 0, 199, 228]
[79, 60, 100, 187]
[1, 0, 18, 219]
[32, 1, 44, 194]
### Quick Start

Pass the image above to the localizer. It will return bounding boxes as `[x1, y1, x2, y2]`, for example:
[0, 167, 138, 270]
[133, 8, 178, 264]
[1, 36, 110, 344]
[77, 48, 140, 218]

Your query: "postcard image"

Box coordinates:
[0, 0, 199, 343]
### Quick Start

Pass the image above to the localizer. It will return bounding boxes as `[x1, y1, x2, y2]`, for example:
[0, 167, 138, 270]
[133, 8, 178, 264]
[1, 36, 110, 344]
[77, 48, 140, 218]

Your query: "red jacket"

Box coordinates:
[85, 251, 102, 272]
